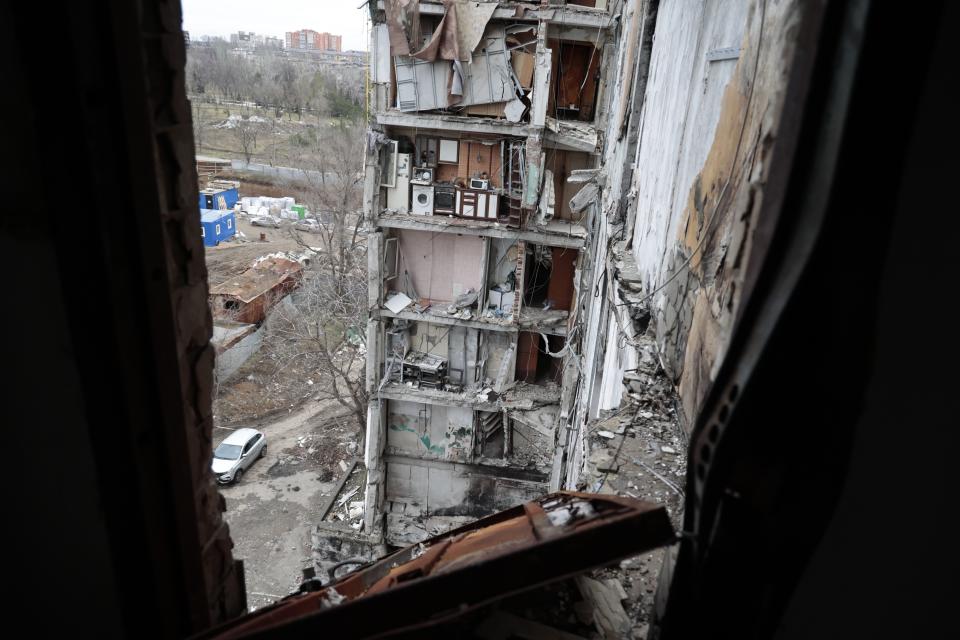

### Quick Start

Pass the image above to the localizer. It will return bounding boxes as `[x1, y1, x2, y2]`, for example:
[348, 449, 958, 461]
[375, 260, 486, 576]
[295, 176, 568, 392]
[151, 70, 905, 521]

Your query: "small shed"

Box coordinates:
[200, 209, 236, 247]
[199, 185, 240, 211]
[209, 257, 303, 324]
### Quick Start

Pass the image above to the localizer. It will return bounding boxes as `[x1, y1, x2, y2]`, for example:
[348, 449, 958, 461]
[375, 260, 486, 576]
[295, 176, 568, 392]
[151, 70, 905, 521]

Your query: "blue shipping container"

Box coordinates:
[200, 209, 236, 247]
[199, 187, 239, 211]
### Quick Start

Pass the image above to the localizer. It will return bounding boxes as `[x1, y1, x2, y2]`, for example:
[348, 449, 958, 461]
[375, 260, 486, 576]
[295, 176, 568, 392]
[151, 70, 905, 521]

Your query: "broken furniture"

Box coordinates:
[400, 350, 448, 390]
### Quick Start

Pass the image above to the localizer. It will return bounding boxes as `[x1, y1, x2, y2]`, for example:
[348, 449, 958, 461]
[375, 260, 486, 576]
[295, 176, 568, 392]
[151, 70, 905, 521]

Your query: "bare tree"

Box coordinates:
[233, 117, 260, 163]
[191, 100, 208, 153]
[289, 118, 365, 260]
[263, 262, 368, 429]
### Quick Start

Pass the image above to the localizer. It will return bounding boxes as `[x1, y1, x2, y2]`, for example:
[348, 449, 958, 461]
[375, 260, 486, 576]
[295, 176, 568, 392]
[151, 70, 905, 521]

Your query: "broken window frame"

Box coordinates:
[379, 140, 399, 188]
[383, 237, 399, 282]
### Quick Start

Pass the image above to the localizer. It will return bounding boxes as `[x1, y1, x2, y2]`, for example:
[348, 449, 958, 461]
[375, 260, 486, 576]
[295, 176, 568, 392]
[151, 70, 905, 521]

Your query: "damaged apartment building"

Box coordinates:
[362, 0, 814, 551]
[361, 0, 612, 546]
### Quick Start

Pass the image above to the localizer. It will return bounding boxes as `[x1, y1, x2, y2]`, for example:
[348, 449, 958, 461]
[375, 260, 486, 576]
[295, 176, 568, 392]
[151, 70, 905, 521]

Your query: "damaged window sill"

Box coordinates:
[376, 211, 587, 249]
[379, 305, 569, 336]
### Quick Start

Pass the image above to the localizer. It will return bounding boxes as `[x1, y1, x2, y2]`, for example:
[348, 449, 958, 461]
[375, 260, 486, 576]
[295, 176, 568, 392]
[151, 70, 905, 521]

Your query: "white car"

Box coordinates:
[211, 428, 266, 484]
[250, 215, 281, 228]
[294, 218, 322, 233]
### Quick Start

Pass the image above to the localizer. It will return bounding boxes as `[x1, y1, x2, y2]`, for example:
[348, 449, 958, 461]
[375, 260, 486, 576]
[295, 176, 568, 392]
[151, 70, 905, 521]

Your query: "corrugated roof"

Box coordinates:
[209, 257, 302, 304]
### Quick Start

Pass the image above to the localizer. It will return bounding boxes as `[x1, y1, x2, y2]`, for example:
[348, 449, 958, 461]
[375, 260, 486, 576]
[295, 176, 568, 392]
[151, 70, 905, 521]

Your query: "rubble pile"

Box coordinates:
[577, 326, 687, 637]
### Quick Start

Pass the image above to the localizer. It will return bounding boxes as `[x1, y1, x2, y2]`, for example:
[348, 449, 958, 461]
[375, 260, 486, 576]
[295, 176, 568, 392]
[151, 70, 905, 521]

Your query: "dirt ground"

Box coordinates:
[193, 101, 349, 166]
[204, 217, 311, 286]
[217, 400, 362, 612]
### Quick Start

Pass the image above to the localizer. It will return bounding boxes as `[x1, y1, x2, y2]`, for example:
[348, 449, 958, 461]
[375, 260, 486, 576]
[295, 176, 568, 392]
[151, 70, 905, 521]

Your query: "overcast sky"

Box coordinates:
[181, 0, 370, 51]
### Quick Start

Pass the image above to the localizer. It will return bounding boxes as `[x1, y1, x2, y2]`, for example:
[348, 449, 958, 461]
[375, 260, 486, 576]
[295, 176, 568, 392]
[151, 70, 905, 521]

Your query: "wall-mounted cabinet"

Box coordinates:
[416, 135, 460, 167]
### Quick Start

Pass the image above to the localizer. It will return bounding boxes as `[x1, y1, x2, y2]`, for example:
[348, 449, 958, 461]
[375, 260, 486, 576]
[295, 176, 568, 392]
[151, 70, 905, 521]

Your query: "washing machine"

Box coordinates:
[411, 183, 434, 215]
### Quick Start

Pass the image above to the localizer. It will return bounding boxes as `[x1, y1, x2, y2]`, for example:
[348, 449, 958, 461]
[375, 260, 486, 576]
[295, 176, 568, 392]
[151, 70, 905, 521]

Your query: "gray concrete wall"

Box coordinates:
[214, 325, 264, 382]
[557, 0, 801, 489]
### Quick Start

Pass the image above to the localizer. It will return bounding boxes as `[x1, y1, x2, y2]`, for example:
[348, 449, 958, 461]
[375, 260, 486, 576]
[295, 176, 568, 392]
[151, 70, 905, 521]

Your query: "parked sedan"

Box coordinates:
[293, 218, 322, 233]
[211, 428, 266, 484]
[250, 215, 281, 228]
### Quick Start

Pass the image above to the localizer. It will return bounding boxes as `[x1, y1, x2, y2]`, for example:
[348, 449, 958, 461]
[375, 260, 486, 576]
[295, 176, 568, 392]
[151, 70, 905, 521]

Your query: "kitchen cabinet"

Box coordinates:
[455, 188, 499, 219]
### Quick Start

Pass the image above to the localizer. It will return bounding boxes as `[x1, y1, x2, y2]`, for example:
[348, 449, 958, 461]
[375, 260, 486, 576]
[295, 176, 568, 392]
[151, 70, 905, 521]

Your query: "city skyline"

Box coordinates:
[181, 0, 369, 51]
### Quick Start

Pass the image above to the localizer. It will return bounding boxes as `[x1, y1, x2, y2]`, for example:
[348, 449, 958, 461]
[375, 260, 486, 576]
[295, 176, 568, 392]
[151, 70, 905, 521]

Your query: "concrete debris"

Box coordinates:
[575, 576, 633, 639]
[335, 487, 359, 509]
[589, 448, 619, 473]
[504, 97, 526, 123]
[348, 501, 364, 520]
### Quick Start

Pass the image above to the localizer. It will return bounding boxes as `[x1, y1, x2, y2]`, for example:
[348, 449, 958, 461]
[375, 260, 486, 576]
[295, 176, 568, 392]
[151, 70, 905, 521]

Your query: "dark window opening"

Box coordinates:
[516, 332, 565, 386]
[548, 40, 601, 122]
[523, 245, 553, 308]
[478, 411, 505, 458]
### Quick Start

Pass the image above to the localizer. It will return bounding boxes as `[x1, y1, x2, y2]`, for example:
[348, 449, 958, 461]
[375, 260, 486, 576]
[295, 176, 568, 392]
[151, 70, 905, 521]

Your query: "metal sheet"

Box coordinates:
[395, 56, 451, 111]
[459, 31, 515, 107]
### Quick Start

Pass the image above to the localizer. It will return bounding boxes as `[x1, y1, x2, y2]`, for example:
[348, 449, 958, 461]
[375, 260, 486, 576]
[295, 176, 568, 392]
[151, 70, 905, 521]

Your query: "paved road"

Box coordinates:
[217, 400, 357, 611]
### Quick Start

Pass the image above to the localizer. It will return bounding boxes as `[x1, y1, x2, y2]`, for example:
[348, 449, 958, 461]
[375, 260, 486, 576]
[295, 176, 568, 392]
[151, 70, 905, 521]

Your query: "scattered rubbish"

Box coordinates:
[335, 487, 360, 508]
[348, 501, 364, 520]
[597, 430, 616, 439]
[630, 457, 684, 497]
[661, 445, 677, 454]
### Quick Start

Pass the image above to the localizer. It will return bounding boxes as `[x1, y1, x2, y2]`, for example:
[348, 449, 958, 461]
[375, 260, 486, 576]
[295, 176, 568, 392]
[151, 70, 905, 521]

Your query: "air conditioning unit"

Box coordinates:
[469, 177, 489, 190]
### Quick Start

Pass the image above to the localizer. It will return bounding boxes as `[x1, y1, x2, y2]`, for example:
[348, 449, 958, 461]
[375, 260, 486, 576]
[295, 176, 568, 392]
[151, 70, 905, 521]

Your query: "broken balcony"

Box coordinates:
[376, 134, 593, 240]
[378, 229, 576, 335]
[374, 1, 609, 128]
[374, 389, 559, 546]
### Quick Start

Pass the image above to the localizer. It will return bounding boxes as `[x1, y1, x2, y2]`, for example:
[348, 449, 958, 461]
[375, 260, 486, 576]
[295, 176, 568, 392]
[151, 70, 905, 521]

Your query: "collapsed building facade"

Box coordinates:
[360, 0, 780, 548]
[361, 0, 608, 545]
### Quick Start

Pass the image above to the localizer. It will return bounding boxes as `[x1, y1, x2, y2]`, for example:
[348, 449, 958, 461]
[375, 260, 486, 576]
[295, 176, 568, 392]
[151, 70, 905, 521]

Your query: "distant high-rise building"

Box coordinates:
[284, 29, 342, 52]
[229, 31, 282, 49]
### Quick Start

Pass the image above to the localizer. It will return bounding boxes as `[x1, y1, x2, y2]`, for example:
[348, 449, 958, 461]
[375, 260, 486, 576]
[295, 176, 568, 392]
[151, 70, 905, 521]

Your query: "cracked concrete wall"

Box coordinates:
[387, 400, 475, 462]
[6, 0, 246, 631]
[384, 456, 546, 520]
[554, 0, 801, 491]
[622, 0, 798, 426]
[564, 0, 799, 436]
[142, 0, 247, 624]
